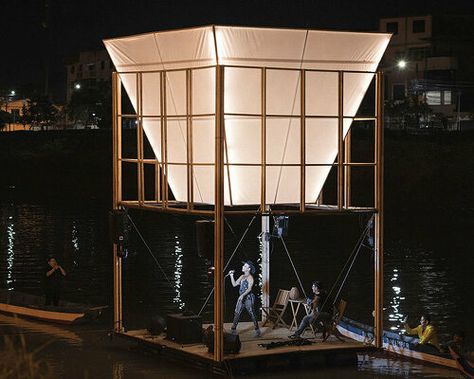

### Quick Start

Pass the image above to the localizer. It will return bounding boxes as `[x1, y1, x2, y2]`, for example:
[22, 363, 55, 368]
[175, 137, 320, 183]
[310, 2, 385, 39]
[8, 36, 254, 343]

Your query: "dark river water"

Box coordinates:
[0, 188, 473, 378]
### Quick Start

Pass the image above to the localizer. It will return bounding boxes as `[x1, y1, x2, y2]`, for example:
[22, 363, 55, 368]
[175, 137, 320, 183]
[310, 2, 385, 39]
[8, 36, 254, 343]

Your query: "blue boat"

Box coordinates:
[337, 317, 457, 369]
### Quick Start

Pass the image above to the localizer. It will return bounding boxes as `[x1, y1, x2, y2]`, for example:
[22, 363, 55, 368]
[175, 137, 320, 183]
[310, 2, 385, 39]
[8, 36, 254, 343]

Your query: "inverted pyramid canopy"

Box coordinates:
[104, 26, 390, 206]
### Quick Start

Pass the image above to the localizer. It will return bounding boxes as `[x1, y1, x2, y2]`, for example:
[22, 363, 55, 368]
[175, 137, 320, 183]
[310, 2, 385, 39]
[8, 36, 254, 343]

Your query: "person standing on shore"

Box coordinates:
[44, 256, 66, 306]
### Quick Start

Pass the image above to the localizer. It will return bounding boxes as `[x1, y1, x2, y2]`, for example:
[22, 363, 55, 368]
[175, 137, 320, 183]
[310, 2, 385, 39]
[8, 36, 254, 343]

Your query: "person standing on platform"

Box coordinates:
[228, 261, 261, 337]
[44, 256, 66, 306]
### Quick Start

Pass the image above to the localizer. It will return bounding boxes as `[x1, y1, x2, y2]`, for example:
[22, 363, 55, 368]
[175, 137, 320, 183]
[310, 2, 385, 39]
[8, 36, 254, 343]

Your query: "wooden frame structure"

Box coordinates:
[111, 63, 384, 362]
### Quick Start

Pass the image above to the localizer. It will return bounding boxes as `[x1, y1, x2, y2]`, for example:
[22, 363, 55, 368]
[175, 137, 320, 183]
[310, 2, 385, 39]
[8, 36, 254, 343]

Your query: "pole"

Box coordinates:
[112, 72, 124, 333]
[344, 129, 351, 208]
[457, 91, 461, 131]
[213, 65, 225, 362]
[261, 207, 270, 321]
[337, 72, 344, 209]
[374, 71, 384, 348]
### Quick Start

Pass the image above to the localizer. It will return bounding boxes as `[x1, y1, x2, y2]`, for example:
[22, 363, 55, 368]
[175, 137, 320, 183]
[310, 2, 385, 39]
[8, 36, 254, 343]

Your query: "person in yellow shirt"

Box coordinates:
[404, 314, 440, 351]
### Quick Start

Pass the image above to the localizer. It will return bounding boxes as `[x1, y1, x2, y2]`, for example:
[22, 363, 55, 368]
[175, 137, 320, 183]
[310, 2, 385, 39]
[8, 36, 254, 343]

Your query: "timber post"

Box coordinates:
[112, 72, 123, 333]
[213, 64, 225, 362]
[374, 71, 384, 348]
[261, 207, 270, 321]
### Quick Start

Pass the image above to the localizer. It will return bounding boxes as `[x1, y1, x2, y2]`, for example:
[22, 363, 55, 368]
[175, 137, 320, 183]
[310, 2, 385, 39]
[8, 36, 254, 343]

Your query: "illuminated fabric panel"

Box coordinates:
[104, 26, 390, 206]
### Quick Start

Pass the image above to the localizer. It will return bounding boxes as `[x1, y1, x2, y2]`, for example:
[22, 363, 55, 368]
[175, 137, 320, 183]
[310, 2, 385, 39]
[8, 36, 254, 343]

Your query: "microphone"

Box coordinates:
[225, 270, 235, 278]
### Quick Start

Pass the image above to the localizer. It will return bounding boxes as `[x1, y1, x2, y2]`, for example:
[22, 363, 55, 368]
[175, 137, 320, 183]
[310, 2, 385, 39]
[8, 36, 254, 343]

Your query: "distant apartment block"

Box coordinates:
[65, 50, 114, 102]
[379, 14, 474, 129]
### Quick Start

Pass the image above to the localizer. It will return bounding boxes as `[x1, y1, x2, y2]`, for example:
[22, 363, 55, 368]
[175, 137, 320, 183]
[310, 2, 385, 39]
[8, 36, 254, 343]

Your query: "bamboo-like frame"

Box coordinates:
[111, 65, 385, 358]
[112, 72, 123, 333]
[374, 71, 384, 348]
[114, 66, 378, 214]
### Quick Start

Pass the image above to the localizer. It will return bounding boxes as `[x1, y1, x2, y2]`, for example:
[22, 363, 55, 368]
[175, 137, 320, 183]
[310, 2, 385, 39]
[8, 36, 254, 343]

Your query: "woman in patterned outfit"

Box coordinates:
[228, 261, 261, 337]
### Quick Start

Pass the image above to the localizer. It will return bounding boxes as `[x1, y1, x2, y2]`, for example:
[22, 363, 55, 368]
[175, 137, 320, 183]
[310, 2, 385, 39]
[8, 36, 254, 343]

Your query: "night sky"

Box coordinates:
[1, 0, 473, 101]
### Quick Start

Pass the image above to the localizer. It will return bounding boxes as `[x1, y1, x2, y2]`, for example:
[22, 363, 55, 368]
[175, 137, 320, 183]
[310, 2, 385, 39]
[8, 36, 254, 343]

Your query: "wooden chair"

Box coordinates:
[321, 299, 347, 342]
[261, 289, 290, 329]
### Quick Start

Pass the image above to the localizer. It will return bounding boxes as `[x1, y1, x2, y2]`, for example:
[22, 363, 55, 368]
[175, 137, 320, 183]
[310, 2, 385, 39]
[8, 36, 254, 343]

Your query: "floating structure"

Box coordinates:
[104, 25, 390, 370]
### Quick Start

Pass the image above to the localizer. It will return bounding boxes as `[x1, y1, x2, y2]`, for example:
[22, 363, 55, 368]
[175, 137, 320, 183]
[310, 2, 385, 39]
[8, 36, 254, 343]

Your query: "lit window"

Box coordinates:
[443, 91, 452, 105]
[426, 91, 441, 105]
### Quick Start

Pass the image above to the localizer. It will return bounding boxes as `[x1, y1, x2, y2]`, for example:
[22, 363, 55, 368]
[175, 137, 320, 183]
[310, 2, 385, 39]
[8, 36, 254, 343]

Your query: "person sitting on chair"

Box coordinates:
[404, 314, 440, 351]
[289, 281, 326, 339]
[228, 261, 261, 338]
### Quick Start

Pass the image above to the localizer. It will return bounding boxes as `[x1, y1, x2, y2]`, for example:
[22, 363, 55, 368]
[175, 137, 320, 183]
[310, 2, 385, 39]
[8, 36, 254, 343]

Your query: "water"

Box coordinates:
[1, 189, 473, 378]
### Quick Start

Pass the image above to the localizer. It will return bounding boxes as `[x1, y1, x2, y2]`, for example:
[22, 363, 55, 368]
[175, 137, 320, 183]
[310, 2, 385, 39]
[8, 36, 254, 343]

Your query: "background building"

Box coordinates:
[379, 14, 474, 130]
[0, 98, 30, 132]
[65, 50, 114, 103]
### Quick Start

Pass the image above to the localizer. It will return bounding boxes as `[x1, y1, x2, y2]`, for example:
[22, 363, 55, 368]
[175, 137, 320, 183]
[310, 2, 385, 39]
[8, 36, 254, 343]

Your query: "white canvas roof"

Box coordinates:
[104, 26, 390, 206]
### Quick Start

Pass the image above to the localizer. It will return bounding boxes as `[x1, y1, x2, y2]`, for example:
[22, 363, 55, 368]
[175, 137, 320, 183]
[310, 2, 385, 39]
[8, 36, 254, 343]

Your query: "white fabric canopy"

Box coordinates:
[104, 26, 390, 206]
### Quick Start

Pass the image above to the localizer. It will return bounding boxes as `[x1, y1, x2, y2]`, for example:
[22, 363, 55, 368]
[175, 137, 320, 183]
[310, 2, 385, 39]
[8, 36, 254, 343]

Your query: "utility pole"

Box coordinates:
[457, 91, 461, 131]
[41, 0, 51, 98]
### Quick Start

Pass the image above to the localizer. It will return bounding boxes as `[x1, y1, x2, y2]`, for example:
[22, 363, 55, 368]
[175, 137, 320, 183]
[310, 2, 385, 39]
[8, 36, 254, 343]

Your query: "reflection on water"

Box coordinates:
[71, 221, 79, 267]
[0, 313, 82, 346]
[358, 353, 460, 378]
[257, 232, 264, 306]
[6, 216, 15, 290]
[388, 268, 406, 333]
[173, 235, 185, 311]
[112, 362, 124, 379]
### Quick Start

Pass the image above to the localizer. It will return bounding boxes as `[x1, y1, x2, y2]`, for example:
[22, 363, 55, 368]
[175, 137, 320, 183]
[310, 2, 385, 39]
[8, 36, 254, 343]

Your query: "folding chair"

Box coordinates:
[321, 299, 347, 342]
[261, 289, 290, 329]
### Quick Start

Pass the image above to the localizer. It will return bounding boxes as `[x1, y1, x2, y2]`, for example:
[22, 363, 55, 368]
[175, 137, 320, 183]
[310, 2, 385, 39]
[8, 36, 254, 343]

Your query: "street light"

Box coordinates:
[397, 60, 407, 69]
[74, 83, 81, 90]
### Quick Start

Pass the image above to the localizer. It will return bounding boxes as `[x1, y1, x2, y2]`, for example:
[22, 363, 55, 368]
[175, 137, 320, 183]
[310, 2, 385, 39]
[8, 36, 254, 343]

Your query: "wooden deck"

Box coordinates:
[118, 322, 376, 374]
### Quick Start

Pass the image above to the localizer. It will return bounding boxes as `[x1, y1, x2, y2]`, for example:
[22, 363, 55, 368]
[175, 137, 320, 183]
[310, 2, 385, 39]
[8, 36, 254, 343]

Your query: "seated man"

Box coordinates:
[288, 281, 327, 339]
[442, 330, 466, 355]
[404, 314, 440, 351]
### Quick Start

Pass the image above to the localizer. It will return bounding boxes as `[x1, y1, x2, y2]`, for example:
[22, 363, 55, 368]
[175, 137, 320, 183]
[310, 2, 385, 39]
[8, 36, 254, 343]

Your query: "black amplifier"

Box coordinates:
[166, 313, 202, 344]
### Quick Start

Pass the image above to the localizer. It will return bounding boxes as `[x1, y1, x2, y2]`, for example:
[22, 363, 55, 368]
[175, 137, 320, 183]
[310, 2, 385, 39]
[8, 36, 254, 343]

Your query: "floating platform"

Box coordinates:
[117, 322, 377, 375]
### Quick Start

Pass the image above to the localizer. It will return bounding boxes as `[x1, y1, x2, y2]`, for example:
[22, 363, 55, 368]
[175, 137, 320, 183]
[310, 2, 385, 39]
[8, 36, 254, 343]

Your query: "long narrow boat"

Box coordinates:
[337, 316, 457, 369]
[0, 289, 107, 325]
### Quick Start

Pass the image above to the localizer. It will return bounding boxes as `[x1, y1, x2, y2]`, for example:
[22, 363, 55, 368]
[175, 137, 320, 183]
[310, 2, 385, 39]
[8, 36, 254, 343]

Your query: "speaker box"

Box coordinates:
[109, 210, 127, 245]
[273, 215, 289, 237]
[205, 330, 241, 354]
[147, 315, 166, 335]
[166, 313, 202, 344]
[195, 220, 214, 259]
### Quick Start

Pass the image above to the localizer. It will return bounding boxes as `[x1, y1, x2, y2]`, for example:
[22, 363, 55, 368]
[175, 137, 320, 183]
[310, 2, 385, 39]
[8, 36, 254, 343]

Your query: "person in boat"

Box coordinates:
[228, 260, 261, 338]
[441, 330, 466, 355]
[449, 344, 474, 379]
[44, 256, 67, 306]
[403, 314, 440, 351]
[288, 281, 327, 339]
